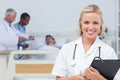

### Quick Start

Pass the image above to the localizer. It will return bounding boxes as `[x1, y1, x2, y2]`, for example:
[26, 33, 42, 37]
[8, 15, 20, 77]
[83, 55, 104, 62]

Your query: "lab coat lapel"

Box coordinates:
[73, 37, 102, 56]
[84, 37, 102, 57]
[75, 37, 85, 54]
[2, 20, 15, 35]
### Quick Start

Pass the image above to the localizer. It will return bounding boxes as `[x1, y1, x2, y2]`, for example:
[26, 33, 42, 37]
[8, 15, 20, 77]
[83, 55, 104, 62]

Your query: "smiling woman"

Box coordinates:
[80, 12, 103, 52]
[80, 13, 102, 39]
[52, 4, 118, 80]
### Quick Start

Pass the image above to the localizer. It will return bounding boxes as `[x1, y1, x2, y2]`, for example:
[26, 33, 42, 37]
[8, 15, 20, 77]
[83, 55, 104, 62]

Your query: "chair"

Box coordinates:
[7, 50, 59, 80]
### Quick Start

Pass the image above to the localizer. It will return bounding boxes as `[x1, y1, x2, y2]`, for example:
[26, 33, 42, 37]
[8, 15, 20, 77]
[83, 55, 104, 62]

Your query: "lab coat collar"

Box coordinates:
[72, 36, 102, 57]
[3, 20, 10, 26]
[75, 36, 102, 48]
[2, 20, 12, 28]
[90, 36, 102, 48]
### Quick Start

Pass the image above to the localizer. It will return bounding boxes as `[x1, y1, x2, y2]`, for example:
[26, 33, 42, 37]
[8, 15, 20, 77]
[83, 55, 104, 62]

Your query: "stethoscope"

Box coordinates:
[70, 44, 101, 67]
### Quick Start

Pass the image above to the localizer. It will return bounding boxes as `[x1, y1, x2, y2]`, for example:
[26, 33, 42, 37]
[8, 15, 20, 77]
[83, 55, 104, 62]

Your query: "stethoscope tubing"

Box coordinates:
[70, 44, 101, 67]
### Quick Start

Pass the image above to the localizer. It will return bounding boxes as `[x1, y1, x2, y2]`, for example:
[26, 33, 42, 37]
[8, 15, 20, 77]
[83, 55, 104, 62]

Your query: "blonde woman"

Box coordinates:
[52, 5, 117, 80]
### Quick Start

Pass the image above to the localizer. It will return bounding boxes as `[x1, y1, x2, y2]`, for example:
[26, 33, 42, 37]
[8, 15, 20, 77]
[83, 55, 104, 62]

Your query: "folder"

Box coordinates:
[91, 59, 120, 80]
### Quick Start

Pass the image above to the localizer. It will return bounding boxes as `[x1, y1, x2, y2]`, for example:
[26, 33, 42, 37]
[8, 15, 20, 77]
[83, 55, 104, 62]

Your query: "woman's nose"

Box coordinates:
[88, 23, 94, 29]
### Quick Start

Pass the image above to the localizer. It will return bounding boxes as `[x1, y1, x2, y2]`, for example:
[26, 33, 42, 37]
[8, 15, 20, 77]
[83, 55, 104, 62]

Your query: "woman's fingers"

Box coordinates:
[89, 67, 99, 73]
[84, 67, 105, 80]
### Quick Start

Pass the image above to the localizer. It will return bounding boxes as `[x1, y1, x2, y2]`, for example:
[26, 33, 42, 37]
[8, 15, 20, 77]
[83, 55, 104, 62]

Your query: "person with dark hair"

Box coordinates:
[46, 35, 56, 46]
[21, 12, 30, 20]
[45, 35, 62, 49]
[14, 12, 34, 49]
[0, 9, 29, 50]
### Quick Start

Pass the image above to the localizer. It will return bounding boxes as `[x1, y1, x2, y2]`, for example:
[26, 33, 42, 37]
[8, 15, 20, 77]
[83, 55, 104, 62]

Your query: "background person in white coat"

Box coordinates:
[0, 8, 30, 50]
[52, 5, 118, 80]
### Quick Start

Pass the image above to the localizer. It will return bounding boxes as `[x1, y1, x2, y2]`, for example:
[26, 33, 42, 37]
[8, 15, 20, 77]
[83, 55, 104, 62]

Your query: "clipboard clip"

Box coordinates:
[93, 57, 102, 60]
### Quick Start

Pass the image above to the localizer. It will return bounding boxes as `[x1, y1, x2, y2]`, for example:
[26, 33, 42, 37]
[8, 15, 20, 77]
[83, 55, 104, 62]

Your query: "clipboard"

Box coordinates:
[90, 59, 120, 80]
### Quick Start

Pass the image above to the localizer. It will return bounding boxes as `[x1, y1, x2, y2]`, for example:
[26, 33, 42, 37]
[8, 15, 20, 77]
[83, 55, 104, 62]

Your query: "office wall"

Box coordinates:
[0, 0, 117, 36]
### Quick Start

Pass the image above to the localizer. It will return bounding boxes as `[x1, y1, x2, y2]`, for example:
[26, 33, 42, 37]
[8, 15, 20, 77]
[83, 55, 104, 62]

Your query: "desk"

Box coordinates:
[0, 51, 11, 80]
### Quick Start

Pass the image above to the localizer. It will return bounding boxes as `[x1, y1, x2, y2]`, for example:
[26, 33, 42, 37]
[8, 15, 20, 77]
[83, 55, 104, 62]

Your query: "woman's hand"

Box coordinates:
[56, 74, 87, 80]
[84, 67, 107, 80]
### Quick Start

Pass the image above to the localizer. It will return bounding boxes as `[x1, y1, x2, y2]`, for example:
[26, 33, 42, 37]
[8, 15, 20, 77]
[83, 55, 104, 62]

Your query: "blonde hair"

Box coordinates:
[77, 4, 105, 36]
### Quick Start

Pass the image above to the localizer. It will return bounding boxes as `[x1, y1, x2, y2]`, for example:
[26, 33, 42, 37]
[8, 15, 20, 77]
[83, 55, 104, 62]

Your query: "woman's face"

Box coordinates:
[80, 12, 102, 40]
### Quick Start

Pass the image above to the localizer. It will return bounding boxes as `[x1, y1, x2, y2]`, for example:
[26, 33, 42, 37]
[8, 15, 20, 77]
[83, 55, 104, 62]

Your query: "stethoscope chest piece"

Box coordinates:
[70, 60, 76, 67]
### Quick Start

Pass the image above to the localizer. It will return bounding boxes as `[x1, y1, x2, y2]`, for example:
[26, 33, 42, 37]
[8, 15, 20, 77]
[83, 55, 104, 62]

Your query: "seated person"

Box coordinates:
[14, 12, 34, 49]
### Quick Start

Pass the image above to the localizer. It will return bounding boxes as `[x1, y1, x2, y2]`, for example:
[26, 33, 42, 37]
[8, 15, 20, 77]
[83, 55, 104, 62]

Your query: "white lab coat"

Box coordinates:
[0, 20, 29, 50]
[52, 37, 119, 80]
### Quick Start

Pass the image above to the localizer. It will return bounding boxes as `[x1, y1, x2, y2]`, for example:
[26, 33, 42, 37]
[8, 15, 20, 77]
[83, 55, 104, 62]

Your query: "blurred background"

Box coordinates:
[0, 0, 118, 53]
